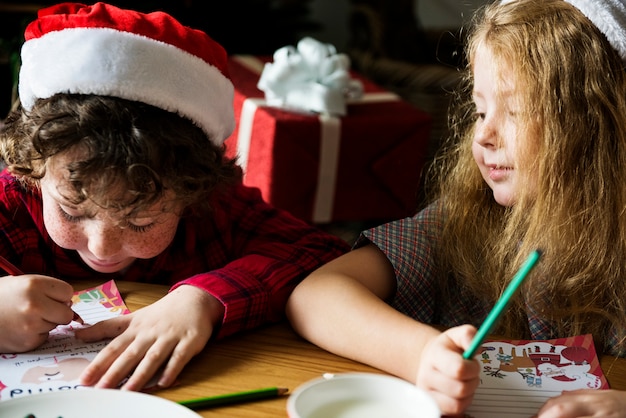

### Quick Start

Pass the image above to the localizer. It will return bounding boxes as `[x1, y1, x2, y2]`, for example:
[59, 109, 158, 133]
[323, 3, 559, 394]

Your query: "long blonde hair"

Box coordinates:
[431, 0, 626, 349]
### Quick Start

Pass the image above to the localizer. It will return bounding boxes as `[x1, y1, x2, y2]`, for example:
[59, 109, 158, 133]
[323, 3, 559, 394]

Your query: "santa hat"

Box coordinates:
[564, 0, 626, 63]
[18, 2, 235, 145]
[501, 0, 626, 63]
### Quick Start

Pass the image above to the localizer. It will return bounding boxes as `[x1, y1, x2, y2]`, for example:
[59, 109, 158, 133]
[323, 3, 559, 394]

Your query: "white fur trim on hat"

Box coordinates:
[503, 0, 626, 62]
[19, 27, 235, 145]
[565, 0, 626, 63]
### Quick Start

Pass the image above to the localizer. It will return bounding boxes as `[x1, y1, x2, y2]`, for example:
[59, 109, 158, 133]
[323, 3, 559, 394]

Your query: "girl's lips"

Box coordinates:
[488, 165, 512, 181]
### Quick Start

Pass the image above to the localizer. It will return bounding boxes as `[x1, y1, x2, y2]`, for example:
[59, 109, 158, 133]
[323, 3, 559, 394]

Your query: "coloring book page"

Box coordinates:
[465, 334, 608, 417]
[0, 280, 129, 401]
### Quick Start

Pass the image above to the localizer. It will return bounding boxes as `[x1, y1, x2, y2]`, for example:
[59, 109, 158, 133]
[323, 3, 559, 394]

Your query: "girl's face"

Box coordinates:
[40, 153, 181, 274]
[471, 43, 522, 207]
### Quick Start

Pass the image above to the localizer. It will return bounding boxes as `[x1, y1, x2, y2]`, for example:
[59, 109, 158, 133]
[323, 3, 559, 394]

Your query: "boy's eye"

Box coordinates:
[58, 204, 155, 233]
[123, 214, 157, 233]
[124, 221, 155, 233]
[58, 205, 84, 223]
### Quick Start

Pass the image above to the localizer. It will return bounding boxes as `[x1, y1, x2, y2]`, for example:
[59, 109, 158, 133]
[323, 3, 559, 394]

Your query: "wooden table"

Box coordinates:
[78, 280, 626, 417]
[79, 280, 381, 417]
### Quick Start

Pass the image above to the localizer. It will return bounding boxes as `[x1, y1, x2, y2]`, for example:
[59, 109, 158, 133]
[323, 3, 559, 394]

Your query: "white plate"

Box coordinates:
[0, 388, 201, 418]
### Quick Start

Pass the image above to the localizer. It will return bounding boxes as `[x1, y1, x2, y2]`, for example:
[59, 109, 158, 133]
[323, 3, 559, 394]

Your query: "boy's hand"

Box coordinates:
[0, 274, 76, 352]
[416, 324, 481, 416]
[76, 285, 224, 391]
[536, 389, 626, 418]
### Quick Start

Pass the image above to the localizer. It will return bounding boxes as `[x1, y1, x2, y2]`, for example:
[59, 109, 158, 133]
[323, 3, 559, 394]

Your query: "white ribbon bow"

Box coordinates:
[257, 37, 364, 116]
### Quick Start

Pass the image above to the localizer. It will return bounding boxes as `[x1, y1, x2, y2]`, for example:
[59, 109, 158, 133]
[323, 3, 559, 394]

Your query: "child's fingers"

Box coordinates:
[79, 327, 137, 387]
[41, 300, 76, 327]
[121, 337, 180, 391]
[444, 324, 478, 354]
[421, 362, 475, 397]
[419, 355, 480, 408]
[417, 327, 481, 416]
[78, 316, 134, 387]
[86, 332, 177, 391]
[75, 315, 130, 342]
[156, 336, 206, 388]
[37, 276, 75, 304]
[428, 389, 476, 417]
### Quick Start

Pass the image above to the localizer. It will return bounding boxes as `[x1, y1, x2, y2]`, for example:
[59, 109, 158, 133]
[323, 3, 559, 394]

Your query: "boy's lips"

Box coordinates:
[86, 258, 123, 269]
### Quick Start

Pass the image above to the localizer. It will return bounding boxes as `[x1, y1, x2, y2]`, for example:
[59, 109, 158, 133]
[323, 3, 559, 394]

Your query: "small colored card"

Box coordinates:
[0, 280, 129, 401]
[465, 333, 608, 418]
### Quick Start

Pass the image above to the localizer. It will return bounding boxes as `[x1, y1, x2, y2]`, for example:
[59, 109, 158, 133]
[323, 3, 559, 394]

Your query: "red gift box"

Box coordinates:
[224, 55, 433, 224]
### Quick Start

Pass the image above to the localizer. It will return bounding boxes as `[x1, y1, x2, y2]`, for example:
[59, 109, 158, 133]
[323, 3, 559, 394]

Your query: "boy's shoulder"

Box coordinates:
[0, 169, 40, 208]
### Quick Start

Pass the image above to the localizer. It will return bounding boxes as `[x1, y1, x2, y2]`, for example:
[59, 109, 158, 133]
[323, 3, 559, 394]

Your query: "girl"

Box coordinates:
[287, 0, 626, 416]
[0, 3, 349, 392]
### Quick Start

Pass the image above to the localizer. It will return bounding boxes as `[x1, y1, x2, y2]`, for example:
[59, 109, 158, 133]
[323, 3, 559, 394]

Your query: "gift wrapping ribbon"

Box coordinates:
[257, 37, 364, 117]
[234, 54, 399, 223]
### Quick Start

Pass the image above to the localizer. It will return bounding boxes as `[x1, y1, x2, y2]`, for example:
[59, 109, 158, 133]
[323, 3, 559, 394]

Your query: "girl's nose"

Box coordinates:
[474, 116, 498, 149]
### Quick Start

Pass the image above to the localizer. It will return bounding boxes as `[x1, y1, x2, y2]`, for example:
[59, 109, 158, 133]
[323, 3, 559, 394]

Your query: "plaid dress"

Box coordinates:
[356, 202, 626, 357]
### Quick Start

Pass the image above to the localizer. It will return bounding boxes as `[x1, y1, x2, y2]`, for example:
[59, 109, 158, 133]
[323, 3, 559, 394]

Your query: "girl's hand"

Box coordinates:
[0, 274, 76, 352]
[76, 284, 224, 391]
[536, 389, 626, 418]
[416, 324, 480, 416]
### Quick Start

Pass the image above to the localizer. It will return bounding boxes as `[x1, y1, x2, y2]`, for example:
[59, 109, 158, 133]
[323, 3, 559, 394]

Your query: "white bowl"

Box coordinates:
[0, 388, 201, 418]
[287, 372, 441, 418]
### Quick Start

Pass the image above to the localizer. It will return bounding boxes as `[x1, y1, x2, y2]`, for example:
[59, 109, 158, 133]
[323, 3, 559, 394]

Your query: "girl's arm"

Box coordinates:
[286, 243, 480, 415]
[287, 244, 438, 381]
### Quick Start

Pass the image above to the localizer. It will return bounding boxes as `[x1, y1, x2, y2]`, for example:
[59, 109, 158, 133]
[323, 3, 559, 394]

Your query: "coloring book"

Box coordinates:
[0, 280, 129, 401]
[465, 334, 608, 417]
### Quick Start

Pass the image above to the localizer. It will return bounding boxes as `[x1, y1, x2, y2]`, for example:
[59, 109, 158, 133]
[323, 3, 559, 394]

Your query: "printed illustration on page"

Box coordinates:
[0, 280, 129, 401]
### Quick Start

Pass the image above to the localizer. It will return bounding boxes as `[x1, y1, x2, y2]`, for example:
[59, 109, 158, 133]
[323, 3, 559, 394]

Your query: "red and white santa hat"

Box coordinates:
[18, 2, 235, 145]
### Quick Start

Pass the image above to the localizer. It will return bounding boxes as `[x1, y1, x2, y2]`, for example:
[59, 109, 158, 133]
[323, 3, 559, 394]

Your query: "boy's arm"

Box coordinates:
[171, 182, 350, 338]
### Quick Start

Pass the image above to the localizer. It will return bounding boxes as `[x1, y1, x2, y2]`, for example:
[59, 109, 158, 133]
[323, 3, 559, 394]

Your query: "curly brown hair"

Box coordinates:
[0, 94, 240, 217]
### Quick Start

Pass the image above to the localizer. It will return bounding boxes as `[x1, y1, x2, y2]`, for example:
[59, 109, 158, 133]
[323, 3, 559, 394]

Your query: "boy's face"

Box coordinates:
[39, 152, 181, 274]
[471, 43, 522, 207]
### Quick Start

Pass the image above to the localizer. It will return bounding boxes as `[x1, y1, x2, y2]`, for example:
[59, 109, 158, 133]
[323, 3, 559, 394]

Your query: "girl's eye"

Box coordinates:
[474, 112, 486, 121]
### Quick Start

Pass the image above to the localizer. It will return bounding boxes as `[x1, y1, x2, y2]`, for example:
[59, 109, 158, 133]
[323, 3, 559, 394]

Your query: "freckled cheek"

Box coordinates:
[124, 222, 179, 259]
[43, 213, 85, 251]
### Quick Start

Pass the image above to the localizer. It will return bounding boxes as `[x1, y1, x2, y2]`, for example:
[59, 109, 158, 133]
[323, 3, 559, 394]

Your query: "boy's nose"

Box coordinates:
[87, 223, 122, 260]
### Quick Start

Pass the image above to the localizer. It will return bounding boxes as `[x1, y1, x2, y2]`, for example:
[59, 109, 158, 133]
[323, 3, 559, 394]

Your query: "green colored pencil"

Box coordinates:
[177, 386, 289, 410]
[462, 249, 542, 360]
